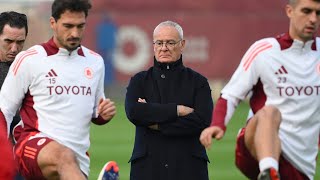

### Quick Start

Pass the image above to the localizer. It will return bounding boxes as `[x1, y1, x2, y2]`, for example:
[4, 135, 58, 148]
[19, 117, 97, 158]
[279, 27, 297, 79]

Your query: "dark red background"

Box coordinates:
[82, 0, 288, 82]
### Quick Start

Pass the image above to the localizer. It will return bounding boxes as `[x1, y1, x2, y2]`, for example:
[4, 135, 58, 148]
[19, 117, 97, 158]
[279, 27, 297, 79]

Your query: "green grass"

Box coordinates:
[89, 102, 320, 180]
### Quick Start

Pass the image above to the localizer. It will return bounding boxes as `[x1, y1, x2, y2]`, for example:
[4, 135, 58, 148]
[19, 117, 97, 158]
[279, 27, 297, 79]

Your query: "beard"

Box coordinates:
[57, 36, 81, 52]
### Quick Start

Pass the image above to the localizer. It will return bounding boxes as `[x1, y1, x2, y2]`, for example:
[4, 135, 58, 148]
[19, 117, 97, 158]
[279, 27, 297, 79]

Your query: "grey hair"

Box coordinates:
[153, 20, 184, 39]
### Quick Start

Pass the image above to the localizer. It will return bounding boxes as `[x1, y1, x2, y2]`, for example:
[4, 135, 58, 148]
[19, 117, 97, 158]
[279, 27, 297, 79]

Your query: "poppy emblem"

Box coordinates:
[85, 67, 93, 79]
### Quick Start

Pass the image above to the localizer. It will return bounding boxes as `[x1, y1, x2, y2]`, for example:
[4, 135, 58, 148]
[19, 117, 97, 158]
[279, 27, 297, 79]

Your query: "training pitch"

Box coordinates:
[89, 102, 320, 180]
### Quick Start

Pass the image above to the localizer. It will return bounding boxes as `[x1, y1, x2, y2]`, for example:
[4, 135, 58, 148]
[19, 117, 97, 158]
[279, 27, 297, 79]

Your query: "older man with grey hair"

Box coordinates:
[125, 20, 213, 180]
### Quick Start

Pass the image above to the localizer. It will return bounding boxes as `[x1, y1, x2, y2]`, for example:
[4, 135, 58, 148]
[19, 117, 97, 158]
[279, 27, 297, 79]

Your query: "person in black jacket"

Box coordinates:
[125, 20, 213, 180]
[0, 11, 28, 180]
[0, 11, 28, 138]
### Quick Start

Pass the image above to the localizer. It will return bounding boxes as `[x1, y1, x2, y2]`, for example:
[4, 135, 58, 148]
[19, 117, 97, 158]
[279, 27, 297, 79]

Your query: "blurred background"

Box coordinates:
[2, 0, 319, 180]
[0, 0, 289, 100]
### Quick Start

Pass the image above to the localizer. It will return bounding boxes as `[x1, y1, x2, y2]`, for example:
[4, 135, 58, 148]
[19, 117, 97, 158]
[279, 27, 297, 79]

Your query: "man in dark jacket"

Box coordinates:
[125, 20, 213, 180]
[0, 11, 28, 180]
[0, 11, 28, 138]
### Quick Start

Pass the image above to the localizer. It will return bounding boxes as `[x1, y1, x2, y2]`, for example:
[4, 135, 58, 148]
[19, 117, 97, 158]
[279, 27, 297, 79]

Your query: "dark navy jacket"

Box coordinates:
[125, 56, 213, 180]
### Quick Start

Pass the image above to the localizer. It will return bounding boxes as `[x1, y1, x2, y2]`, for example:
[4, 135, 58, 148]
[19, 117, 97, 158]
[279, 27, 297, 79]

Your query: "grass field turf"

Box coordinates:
[89, 102, 320, 180]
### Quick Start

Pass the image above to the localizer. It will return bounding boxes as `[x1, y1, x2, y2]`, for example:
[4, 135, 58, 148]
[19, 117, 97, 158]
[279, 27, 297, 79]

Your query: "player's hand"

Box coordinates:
[138, 98, 146, 103]
[199, 126, 224, 149]
[148, 124, 159, 130]
[177, 105, 194, 116]
[97, 98, 116, 121]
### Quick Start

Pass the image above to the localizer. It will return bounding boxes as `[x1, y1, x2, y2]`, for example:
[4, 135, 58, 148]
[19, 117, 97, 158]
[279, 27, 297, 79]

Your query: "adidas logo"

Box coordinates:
[275, 65, 288, 75]
[45, 69, 58, 77]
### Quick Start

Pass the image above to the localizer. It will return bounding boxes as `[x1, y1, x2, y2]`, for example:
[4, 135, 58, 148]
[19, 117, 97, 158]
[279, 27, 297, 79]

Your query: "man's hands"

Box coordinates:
[138, 98, 146, 103]
[199, 126, 224, 149]
[137, 98, 195, 130]
[177, 105, 194, 116]
[97, 98, 116, 122]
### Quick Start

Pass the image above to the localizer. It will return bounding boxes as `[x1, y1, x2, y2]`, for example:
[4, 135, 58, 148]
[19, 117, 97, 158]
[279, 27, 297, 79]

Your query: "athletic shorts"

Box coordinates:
[15, 135, 53, 180]
[235, 128, 309, 180]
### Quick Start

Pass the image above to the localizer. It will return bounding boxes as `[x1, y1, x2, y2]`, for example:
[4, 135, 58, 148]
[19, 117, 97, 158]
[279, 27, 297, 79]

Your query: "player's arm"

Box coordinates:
[0, 50, 34, 136]
[91, 98, 116, 125]
[200, 96, 238, 149]
[91, 56, 116, 125]
[200, 40, 270, 148]
[199, 71, 247, 149]
[157, 79, 213, 136]
[125, 73, 177, 126]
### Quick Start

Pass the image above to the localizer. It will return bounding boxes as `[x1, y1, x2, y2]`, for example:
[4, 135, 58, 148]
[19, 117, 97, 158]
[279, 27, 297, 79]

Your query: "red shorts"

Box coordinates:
[235, 128, 309, 180]
[15, 136, 53, 180]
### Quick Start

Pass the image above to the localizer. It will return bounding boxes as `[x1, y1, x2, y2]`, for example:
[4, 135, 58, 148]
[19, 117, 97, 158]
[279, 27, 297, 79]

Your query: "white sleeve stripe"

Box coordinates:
[243, 42, 272, 71]
[242, 41, 268, 65]
[13, 50, 38, 75]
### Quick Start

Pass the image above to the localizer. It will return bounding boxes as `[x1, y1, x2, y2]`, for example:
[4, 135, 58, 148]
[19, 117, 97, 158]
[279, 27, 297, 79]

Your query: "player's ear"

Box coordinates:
[285, 4, 293, 19]
[50, 17, 56, 29]
[180, 39, 186, 52]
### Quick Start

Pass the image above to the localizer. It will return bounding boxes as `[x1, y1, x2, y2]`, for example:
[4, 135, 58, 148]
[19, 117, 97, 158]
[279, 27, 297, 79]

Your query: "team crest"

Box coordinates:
[37, 138, 46, 146]
[85, 67, 93, 79]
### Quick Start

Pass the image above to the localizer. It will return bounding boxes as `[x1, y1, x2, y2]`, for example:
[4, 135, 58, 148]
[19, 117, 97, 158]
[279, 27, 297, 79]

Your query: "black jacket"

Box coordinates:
[125, 56, 213, 180]
[0, 61, 20, 135]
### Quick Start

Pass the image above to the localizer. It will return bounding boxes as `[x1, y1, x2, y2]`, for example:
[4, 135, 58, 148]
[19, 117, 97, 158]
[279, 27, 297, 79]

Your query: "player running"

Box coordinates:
[200, 0, 320, 179]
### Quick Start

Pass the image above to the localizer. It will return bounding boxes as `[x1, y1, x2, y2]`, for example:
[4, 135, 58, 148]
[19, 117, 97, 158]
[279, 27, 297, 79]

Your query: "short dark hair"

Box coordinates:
[51, 0, 92, 21]
[289, 0, 320, 6]
[0, 11, 28, 36]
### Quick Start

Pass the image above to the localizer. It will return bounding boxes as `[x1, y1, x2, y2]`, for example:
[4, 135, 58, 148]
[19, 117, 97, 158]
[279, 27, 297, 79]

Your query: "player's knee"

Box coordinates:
[42, 147, 78, 178]
[57, 147, 77, 166]
[260, 105, 282, 125]
[264, 105, 281, 120]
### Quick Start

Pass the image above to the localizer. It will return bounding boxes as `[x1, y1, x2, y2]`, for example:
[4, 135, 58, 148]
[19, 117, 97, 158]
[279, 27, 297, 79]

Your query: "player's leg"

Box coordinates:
[16, 137, 86, 180]
[37, 140, 86, 180]
[245, 105, 281, 162]
[244, 105, 281, 178]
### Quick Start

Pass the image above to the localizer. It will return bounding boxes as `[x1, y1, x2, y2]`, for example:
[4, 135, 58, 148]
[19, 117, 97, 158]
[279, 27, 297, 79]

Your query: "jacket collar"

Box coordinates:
[153, 55, 183, 70]
[41, 37, 85, 57]
[276, 32, 316, 51]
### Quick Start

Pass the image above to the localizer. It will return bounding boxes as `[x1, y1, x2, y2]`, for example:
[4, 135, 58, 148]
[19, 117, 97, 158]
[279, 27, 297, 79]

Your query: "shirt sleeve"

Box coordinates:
[92, 56, 106, 119]
[211, 40, 272, 130]
[0, 50, 34, 135]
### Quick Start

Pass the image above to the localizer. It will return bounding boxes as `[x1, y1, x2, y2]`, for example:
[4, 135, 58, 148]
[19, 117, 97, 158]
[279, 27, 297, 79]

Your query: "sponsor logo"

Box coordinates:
[24, 146, 37, 159]
[275, 65, 288, 84]
[37, 138, 46, 146]
[45, 68, 92, 96]
[47, 85, 92, 96]
[45, 69, 58, 77]
[275, 65, 288, 75]
[275, 65, 320, 96]
[277, 85, 320, 96]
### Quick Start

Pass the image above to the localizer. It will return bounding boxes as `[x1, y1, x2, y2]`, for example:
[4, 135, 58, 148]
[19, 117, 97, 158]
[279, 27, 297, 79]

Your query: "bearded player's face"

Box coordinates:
[50, 10, 86, 52]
